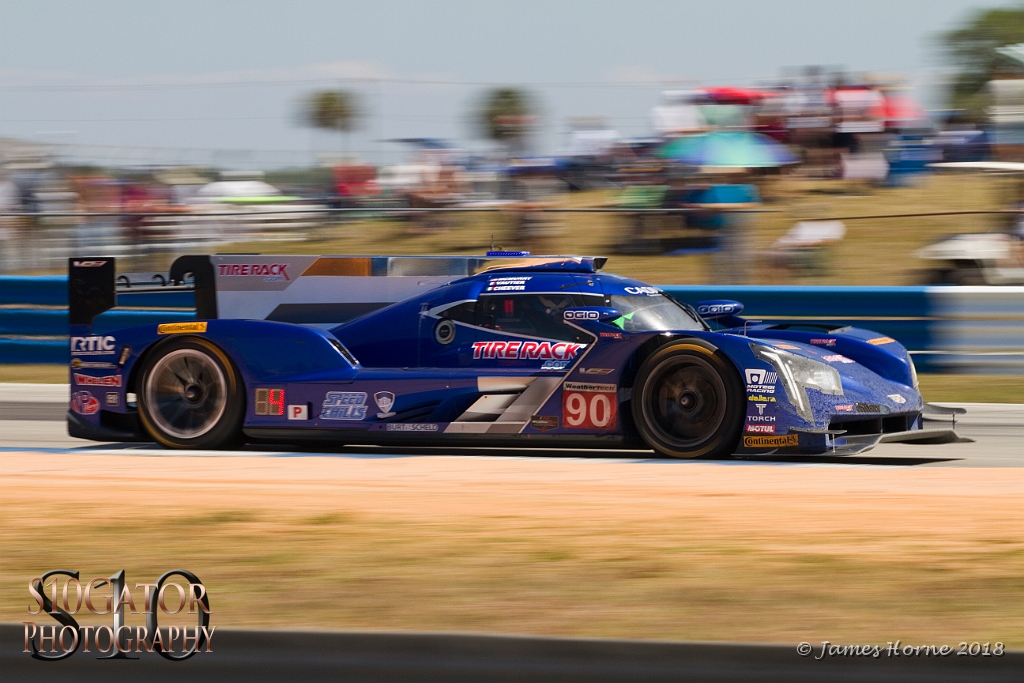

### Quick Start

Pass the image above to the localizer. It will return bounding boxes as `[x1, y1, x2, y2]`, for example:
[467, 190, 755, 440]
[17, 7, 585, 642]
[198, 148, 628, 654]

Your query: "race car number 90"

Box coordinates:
[562, 382, 617, 430]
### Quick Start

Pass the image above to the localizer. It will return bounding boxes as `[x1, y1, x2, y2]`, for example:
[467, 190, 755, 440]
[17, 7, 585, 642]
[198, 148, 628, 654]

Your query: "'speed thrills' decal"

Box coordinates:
[562, 382, 617, 430]
[471, 340, 585, 360]
[319, 392, 368, 420]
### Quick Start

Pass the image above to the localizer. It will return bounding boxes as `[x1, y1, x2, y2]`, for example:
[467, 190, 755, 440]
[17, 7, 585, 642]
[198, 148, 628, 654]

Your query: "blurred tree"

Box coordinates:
[941, 6, 1024, 117]
[301, 90, 361, 152]
[476, 87, 537, 155]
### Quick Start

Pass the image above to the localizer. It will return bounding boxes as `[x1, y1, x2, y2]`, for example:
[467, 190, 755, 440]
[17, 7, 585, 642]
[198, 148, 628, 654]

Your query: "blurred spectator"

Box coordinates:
[0, 173, 24, 272]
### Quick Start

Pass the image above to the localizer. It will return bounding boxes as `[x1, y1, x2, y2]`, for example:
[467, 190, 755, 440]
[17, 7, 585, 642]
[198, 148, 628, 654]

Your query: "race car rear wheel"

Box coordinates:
[137, 337, 245, 449]
[632, 341, 743, 459]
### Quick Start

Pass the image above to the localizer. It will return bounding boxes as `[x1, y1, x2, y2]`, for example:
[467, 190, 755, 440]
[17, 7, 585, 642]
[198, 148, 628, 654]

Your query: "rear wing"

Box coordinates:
[69, 254, 607, 328]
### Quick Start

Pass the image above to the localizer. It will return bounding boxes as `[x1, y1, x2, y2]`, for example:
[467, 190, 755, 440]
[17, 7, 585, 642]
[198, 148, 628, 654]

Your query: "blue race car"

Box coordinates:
[66, 253, 964, 457]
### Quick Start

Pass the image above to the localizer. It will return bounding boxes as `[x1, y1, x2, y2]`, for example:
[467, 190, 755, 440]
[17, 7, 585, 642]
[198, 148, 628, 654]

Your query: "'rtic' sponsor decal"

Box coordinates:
[73, 373, 122, 387]
[70, 336, 116, 356]
[472, 340, 586, 361]
[319, 392, 368, 420]
[485, 276, 531, 292]
[217, 263, 291, 280]
[562, 382, 617, 431]
[71, 391, 100, 415]
[743, 434, 799, 448]
[744, 368, 778, 394]
[745, 424, 775, 434]
[530, 415, 559, 432]
[158, 322, 208, 335]
[822, 354, 855, 364]
[867, 336, 896, 346]
[624, 286, 660, 295]
[385, 423, 440, 432]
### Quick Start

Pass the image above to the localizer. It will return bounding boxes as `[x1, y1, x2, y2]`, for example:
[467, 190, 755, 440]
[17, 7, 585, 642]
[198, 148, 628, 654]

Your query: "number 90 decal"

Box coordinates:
[562, 382, 617, 430]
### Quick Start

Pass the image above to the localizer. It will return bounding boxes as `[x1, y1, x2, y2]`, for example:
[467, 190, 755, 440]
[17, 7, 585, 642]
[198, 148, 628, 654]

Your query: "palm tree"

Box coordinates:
[301, 90, 361, 153]
[476, 87, 537, 156]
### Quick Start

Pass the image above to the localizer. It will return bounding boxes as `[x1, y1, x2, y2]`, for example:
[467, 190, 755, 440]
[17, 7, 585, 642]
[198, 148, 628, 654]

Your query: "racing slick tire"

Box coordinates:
[631, 341, 744, 459]
[137, 337, 245, 449]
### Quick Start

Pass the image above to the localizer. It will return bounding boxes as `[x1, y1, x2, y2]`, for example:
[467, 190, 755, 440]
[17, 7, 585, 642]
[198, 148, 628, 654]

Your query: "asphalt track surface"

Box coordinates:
[0, 383, 1020, 467]
[4, 625, 1022, 683]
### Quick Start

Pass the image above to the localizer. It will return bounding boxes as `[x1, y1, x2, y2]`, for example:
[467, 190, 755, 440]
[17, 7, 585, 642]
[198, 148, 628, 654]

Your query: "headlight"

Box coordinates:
[751, 343, 843, 424]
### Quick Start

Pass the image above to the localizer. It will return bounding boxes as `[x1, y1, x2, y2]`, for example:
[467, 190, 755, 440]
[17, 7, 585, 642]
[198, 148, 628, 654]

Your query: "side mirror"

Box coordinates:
[696, 300, 744, 320]
[563, 307, 622, 324]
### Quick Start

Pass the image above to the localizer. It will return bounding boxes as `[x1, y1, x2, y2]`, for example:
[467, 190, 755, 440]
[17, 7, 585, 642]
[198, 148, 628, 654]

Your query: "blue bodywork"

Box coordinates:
[68, 257, 927, 455]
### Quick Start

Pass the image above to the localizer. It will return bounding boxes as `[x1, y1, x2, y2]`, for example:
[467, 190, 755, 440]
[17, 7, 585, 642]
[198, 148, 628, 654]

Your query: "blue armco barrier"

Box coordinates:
[0, 309, 196, 337]
[2, 277, 1021, 372]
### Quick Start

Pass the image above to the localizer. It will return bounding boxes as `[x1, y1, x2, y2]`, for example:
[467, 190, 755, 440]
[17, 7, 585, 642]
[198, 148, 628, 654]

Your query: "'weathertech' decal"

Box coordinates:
[472, 340, 586, 361]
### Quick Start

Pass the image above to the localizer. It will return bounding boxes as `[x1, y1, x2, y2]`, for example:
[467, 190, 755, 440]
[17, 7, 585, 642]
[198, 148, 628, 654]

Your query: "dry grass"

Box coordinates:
[11, 172, 1014, 285]
[2, 452, 1023, 645]
[217, 172, 1014, 286]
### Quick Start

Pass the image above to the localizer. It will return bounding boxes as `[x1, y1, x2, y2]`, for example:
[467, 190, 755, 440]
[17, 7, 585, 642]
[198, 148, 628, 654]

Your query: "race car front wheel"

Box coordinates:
[632, 341, 744, 459]
[138, 337, 245, 449]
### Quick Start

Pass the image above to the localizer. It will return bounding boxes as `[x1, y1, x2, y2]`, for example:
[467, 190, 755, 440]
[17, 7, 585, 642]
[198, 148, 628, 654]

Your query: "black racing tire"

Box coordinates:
[137, 337, 245, 449]
[631, 341, 744, 459]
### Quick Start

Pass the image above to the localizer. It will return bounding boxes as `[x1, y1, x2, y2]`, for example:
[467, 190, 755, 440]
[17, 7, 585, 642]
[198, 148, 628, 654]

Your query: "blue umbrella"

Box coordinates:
[658, 132, 798, 168]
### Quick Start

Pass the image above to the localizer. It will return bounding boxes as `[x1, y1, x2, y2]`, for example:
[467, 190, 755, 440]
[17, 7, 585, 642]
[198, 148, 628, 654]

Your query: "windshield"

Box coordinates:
[606, 294, 706, 332]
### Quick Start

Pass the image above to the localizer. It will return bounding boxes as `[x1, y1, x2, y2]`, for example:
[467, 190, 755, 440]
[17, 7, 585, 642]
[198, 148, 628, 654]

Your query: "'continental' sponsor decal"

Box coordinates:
[472, 340, 585, 361]
[743, 434, 799, 448]
[158, 322, 208, 335]
[867, 336, 896, 345]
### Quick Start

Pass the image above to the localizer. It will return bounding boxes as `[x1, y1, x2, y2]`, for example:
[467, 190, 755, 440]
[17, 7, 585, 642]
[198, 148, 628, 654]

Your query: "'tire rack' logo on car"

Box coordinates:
[472, 340, 586, 361]
[216, 263, 290, 281]
[319, 392, 368, 420]
[744, 368, 778, 394]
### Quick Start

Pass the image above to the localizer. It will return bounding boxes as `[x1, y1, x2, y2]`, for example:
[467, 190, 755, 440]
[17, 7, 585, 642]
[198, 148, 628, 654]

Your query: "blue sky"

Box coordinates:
[0, 0, 1003, 164]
